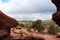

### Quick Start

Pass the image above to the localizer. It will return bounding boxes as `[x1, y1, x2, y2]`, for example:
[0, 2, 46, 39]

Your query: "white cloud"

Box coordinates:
[0, 0, 56, 13]
[0, 0, 56, 20]
[7, 12, 52, 20]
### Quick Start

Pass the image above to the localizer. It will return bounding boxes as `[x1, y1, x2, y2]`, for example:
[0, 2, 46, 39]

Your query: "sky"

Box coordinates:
[0, 0, 56, 20]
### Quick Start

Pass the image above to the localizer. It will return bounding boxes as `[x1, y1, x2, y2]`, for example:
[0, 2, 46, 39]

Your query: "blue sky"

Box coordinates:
[1, 0, 9, 2]
[0, 0, 56, 20]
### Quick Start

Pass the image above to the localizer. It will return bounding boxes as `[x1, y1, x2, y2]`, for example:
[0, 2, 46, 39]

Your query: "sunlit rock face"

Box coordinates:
[0, 10, 19, 40]
[52, 0, 60, 26]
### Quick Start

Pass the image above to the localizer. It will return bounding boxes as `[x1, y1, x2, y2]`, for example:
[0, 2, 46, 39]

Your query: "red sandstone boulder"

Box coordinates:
[0, 11, 19, 29]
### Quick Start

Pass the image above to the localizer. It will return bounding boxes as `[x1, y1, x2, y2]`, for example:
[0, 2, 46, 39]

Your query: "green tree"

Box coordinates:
[32, 20, 45, 33]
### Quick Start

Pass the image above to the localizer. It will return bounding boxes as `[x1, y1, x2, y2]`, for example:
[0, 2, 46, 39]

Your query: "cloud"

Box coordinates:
[0, 0, 56, 13]
[7, 12, 52, 20]
[0, 0, 56, 20]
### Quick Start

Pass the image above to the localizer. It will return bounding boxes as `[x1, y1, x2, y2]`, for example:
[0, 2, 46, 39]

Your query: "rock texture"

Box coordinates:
[52, 0, 60, 26]
[0, 11, 18, 29]
[0, 10, 19, 40]
[10, 27, 60, 40]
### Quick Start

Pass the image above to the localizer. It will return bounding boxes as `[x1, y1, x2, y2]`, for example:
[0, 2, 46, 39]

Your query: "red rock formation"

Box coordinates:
[52, 0, 60, 26]
[0, 11, 19, 29]
[0, 10, 19, 40]
[10, 27, 45, 40]
[52, 12, 60, 26]
[10, 27, 60, 40]
[51, 0, 60, 11]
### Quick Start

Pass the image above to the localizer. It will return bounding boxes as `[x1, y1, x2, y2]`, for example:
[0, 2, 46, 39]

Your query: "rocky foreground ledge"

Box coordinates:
[9, 27, 60, 40]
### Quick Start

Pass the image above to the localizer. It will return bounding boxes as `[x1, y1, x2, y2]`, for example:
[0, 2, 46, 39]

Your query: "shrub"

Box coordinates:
[18, 24, 24, 27]
[48, 23, 59, 35]
[20, 31, 25, 36]
[31, 20, 45, 33]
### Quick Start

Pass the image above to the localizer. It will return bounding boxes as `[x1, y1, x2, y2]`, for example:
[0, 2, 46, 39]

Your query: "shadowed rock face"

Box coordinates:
[51, 0, 60, 11]
[52, 12, 60, 26]
[0, 10, 19, 40]
[52, 0, 60, 26]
